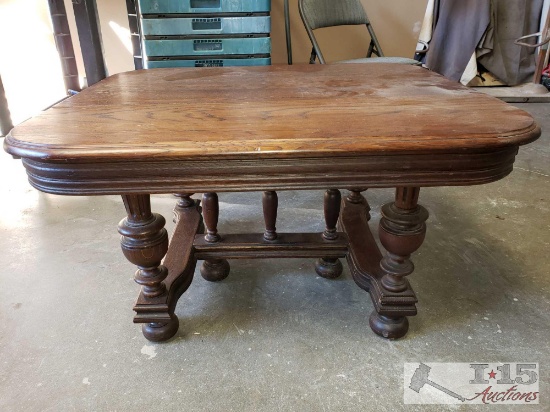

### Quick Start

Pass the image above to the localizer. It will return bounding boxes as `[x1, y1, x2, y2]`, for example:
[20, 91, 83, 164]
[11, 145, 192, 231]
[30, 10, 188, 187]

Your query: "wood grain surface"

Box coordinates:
[4, 64, 540, 161]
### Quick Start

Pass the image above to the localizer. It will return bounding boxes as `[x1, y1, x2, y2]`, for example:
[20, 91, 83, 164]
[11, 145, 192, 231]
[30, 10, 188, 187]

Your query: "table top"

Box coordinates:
[4, 64, 540, 162]
[3, 64, 541, 195]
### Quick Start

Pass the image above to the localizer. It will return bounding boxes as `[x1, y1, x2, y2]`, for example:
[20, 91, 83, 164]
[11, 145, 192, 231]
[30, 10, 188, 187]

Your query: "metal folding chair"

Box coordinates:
[299, 0, 420, 65]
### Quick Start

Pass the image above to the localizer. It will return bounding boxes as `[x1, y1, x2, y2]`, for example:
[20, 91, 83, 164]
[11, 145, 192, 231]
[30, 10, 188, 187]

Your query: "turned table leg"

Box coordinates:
[200, 192, 230, 281]
[119, 194, 179, 341]
[369, 187, 429, 339]
[315, 189, 343, 279]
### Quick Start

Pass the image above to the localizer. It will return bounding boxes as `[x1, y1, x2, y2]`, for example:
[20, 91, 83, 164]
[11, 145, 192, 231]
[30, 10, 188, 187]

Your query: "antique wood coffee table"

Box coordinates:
[4, 65, 540, 342]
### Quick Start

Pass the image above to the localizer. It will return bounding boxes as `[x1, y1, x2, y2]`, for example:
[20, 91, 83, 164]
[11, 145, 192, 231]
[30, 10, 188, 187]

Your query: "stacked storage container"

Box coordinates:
[138, 0, 271, 68]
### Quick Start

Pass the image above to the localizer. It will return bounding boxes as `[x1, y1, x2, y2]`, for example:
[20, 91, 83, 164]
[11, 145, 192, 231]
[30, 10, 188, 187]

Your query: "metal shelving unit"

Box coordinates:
[130, 0, 272, 68]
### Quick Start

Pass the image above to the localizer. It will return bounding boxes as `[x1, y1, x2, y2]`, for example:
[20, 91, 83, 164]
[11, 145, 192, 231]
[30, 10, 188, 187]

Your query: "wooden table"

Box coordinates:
[4, 64, 540, 342]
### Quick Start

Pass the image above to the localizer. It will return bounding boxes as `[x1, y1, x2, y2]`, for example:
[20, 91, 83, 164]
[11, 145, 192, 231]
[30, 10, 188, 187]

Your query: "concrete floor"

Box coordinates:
[0, 104, 549, 412]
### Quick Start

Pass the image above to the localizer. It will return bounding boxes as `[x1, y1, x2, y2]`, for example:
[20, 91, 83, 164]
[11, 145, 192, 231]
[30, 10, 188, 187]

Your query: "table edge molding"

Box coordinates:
[20, 146, 519, 195]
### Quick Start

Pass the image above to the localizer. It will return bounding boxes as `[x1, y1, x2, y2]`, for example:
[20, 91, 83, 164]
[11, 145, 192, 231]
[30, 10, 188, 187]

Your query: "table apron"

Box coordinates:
[21, 147, 518, 195]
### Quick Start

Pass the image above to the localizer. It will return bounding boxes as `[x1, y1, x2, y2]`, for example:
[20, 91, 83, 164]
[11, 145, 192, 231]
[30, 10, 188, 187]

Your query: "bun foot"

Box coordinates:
[200, 259, 230, 282]
[369, 311, 409, 339]
[142, 314, 179, 342]
[314, 258, 343, 279]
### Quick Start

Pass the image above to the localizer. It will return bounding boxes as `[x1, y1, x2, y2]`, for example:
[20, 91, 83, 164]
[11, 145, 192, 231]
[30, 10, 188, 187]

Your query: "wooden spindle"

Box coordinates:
[316, 189, 343, 279]
[202, 192, 221, 243]
[322, 189, 341, 240]
[262, 191, 278, 241]
[200, 192, 230, 281]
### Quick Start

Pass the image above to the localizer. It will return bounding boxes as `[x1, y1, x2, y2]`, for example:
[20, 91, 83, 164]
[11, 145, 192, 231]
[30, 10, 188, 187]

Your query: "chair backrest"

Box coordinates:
[299, 0, 370, 31]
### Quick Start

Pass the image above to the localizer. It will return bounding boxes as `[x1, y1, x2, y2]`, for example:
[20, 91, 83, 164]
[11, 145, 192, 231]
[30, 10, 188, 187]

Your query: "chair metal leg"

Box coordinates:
[309, 47, 317, 64]
[366, 23, 384, 57]
[367, 40, 375, 58]
[284, 0, 293, 65]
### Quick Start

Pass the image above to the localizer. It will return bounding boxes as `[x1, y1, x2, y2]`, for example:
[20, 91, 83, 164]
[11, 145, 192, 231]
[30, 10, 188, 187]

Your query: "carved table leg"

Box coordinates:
[369, 187, 429, 339]
[315, 189, 343, 279]
[119, 194, 178, 341]
[127, 193, 202, 342]
[200, 192, 230, 281]
[262, 191, 278, 241]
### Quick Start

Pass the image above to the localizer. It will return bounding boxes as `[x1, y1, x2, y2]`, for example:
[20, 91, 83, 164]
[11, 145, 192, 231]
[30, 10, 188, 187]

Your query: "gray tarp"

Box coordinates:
[425, 0, 491, 82]
[423, 0, 543, 85]
[478, 0, 544, 85]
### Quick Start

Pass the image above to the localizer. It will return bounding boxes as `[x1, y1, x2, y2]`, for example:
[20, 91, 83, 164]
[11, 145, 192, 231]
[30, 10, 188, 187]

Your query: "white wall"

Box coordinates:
[0, 0, 66, 124]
